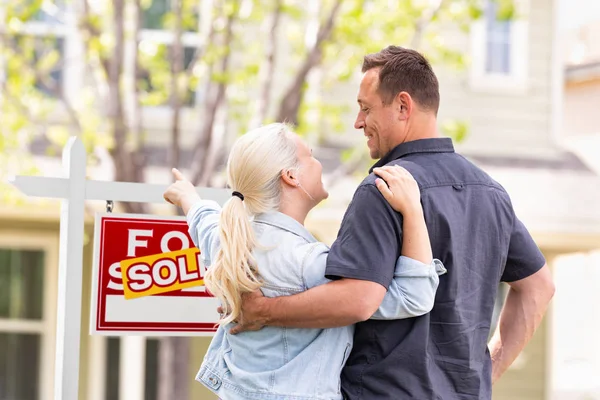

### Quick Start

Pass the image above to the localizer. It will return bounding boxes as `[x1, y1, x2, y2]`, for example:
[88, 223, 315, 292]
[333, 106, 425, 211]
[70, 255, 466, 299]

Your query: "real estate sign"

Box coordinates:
[90, 213, 219, 336]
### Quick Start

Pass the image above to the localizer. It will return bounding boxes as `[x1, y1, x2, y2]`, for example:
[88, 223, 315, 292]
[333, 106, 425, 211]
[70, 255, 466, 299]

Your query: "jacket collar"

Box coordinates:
[254, 211, 318, 243]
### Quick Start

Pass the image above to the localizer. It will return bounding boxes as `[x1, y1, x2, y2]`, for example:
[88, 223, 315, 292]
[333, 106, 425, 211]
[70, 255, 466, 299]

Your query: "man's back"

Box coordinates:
[327, 138, 546, 400]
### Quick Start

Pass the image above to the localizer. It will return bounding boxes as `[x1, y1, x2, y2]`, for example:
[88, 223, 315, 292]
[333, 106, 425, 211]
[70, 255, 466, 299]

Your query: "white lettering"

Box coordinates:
[153, 260, 177, 287]
[178, 255, 199, 282]
[107, 262, 123, 291]
[128, 264, 152, 291]
[127, 229, 153, 257]
[160, 231, 190, 252]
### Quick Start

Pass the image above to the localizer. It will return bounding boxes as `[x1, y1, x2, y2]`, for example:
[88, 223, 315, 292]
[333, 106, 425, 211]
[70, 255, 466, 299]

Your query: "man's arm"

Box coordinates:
[237, 278, 386, 331]
[488, 264, 555, 383]
[229, 183, 400, 334]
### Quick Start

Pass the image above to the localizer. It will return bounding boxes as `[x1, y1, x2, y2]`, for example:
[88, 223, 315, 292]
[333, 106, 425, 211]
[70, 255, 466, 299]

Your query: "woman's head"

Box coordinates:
[204, 123, 328, 325]
[227, 123, 328, 213]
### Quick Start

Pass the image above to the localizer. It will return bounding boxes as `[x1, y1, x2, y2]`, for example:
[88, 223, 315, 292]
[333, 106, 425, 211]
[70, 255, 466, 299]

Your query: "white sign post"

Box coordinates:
[9, 137, 228, 400]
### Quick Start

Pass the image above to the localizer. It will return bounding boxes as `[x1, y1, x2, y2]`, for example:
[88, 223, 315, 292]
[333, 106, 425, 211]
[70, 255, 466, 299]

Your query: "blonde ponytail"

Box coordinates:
[204, 123, 299, 326]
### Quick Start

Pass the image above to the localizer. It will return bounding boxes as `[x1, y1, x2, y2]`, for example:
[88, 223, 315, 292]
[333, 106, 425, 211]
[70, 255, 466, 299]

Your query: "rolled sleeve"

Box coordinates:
[372, 257, 446, 320]
[186, 200, 221, 266]
[501, 216, 546, 282]
[325, 184, 403, 289]
[300, 242, 332, 289]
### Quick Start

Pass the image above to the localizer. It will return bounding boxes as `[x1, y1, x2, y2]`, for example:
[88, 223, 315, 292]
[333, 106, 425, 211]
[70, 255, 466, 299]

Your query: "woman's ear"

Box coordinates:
[280, 169, 298, 188]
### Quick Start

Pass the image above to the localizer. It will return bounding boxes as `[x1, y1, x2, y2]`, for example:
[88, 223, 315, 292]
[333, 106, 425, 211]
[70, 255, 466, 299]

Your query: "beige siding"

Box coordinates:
[564, 79, 600, 136]
[189, 338, 219, 399]
[438, 0, 556, 158]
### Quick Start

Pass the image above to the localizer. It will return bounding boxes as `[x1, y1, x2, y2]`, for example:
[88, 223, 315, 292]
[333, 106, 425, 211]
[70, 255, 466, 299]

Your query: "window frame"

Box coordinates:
[469, 0, 530, 94]
[8, 21, 68, 100]
[0, 231, 59, 400]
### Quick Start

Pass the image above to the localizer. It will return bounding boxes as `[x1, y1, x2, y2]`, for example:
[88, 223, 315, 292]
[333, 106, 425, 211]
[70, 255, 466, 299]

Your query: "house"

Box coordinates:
[2, 0, 599, 399]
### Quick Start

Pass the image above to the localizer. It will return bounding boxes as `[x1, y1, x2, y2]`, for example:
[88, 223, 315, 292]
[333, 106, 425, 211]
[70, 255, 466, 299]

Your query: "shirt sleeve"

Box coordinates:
[371, 257, 446, 320]
[300, 242, 332, 289]
[186, 200, 221, 267]
[325, 183, 403, 289]
[501, 216, 546, 282]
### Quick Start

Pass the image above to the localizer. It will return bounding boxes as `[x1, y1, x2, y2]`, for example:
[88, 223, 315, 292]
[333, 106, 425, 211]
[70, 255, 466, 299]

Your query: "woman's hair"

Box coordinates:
[204, 123, 299, 325]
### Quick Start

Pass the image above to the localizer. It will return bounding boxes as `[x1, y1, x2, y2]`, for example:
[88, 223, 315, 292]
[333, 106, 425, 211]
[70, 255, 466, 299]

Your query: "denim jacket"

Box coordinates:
[187, 200, 446, 400]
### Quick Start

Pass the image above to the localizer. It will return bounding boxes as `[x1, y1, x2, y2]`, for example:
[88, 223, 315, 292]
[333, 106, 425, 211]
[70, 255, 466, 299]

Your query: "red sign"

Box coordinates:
[90, 213, 219, 336]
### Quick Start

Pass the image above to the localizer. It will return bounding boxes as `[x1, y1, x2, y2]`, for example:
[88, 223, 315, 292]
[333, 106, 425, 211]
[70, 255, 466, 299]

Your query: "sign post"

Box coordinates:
[9, 137, 228, 400]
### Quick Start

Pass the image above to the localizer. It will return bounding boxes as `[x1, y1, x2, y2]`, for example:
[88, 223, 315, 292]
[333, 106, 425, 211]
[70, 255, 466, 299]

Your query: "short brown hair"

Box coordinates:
[362, 46, 440, 114]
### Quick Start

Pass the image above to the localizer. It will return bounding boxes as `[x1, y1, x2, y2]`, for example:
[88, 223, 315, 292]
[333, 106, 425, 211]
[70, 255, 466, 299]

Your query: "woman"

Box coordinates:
[164, 123, 445, 400]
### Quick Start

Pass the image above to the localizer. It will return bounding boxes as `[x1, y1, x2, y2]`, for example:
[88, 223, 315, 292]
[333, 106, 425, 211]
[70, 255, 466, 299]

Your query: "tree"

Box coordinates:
[1, 0, 514, 398]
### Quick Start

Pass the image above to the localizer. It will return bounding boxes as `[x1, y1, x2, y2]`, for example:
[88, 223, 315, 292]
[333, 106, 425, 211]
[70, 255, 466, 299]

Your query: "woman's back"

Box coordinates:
[196, 209, 353, 400]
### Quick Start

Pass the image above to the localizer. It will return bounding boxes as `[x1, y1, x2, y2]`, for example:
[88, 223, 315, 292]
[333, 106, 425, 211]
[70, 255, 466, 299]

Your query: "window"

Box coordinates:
[0, 234, 57, 400]
[5, 0, 67, 100]
[138, 44, 198, 107]
[142, 0, 199, 32]
[469, 0, 529, 93]
[0, 249, 44, 400]
[31, 0, 66, 24]
[485, 1, 511, 75]
[104, 337, 160, 400]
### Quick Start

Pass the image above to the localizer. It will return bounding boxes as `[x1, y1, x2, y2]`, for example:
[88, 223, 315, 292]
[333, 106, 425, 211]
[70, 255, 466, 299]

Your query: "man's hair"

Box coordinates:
[362, 46, 440, 114]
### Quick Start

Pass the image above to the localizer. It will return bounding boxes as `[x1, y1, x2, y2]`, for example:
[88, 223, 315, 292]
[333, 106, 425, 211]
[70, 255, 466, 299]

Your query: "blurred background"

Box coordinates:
[1, 0, 600, 399]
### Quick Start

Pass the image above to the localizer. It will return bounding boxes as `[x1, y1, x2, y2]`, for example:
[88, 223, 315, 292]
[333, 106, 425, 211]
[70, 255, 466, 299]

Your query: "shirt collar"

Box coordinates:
[254, 211, 318, 243]
[369, 138, 455, 173]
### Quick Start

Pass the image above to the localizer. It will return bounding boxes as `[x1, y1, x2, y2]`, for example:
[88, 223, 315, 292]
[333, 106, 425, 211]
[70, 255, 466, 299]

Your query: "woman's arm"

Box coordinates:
[163, 168, 222, 264]
[371, 165, 445, 320]
[186, 201, 222, 266]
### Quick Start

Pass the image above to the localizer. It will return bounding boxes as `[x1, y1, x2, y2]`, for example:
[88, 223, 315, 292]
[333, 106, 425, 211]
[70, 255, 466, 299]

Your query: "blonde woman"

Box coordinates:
[163, 123, 445, 400]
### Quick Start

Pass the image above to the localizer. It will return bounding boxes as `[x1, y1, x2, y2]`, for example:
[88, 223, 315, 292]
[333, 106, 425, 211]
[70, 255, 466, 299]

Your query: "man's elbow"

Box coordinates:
[542, 275, 556, 304]
[335, 279, 387, 322]
[351, 292, 386, 322]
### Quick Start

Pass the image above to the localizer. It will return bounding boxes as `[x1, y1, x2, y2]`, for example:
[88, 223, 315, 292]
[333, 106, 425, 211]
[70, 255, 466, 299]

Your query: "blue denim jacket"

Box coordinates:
[187, 200, 446, 400]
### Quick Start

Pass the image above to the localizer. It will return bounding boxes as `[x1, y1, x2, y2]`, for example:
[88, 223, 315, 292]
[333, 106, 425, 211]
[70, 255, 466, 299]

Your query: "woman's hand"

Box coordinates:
[373, 165, 422, 216]
[163, 168, 201, 214]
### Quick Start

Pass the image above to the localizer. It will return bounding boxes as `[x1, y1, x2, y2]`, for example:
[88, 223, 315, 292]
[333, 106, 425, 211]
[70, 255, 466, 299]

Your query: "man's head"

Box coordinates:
[355, 46, 440, 159]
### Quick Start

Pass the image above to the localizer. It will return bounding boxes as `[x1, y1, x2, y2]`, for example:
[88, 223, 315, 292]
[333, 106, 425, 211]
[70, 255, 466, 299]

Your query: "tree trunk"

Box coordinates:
[189, 0, 238, 186]
[107, 0, 146, 214]
[275, 0, 342, 126]
[158, 337, 190, 400]
[168, 0, 184, 170]
[410, 0, 445, 49]
[157, 2, 190, 400]
[249, 0, 283, 129]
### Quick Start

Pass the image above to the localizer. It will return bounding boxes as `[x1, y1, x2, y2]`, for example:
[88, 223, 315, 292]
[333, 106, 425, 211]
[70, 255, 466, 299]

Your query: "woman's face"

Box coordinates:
[292, 134, 329, 205]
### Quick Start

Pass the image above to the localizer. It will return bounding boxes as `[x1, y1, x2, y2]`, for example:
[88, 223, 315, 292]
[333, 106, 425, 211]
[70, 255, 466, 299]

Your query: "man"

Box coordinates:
[233, 46, 555, 399]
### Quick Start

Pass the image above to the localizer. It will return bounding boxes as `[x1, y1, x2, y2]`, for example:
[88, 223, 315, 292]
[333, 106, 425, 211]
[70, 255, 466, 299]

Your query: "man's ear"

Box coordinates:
[395, 91, 413, 121]
[280, 169, 298, 188]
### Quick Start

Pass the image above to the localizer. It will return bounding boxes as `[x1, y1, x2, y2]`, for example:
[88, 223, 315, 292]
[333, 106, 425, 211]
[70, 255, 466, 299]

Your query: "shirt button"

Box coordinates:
[367, 355, 377, 364]
[452, 184, 464, 190]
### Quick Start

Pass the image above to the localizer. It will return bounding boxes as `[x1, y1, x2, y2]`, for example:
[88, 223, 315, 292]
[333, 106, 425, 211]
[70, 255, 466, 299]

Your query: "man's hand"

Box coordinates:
[163, 168, 201, 215]
[218, 290, 268, 335]
[489, 264, 555, 383]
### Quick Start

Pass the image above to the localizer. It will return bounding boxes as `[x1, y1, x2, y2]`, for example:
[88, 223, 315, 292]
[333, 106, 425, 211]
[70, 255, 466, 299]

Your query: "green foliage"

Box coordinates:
[1, 0, 513, 204]
[441, 119, 470, 142]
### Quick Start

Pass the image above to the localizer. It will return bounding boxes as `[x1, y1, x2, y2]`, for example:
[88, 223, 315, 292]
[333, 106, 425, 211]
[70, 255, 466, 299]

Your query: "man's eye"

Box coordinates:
[362, 108, 369, 113]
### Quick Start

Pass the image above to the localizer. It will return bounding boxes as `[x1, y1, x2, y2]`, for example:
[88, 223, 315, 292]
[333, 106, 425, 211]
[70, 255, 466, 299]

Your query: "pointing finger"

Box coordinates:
[172, 168, 186, 181]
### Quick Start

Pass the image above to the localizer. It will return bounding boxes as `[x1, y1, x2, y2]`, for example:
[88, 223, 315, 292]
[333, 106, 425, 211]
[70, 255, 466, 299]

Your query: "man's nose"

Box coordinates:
[354, 115, 365, 130]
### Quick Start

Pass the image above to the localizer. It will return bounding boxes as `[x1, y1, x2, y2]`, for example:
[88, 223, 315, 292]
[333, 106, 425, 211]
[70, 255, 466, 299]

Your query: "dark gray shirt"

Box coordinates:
[325, 138, 545, 400]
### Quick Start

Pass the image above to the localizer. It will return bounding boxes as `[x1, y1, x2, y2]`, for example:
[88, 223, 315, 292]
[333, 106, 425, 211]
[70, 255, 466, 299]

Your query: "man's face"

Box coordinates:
[354, 69, 404, 159]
